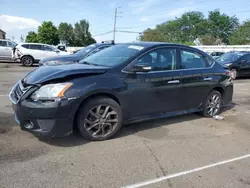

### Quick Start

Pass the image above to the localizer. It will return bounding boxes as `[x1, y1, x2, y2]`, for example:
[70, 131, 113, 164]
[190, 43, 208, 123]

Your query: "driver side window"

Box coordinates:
[137, 48, 177, 71]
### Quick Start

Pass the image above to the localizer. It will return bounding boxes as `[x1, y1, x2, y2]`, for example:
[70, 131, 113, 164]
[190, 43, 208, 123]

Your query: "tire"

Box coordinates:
[231, 69, 238, 79]
[21, 56, 34, 66]
[201, 90, 222, 117]
[77, 97, 123, 141]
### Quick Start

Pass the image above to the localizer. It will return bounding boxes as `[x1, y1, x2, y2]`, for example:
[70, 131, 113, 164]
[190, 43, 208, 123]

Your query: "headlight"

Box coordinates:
[224, 63, 232, 67]
[30, 83, 72, 101]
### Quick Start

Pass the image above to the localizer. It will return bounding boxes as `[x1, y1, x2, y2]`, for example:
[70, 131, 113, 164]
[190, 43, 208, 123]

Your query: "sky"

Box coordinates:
[0, 0, 250, 44]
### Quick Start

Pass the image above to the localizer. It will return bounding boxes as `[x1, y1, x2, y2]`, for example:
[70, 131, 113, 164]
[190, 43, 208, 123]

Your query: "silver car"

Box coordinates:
[0, 39, 16, 62]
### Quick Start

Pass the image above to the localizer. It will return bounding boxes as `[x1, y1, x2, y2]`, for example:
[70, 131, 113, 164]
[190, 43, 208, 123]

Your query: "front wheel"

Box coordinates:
[201, 90, 222, 117]
[77, 97, 122, 141]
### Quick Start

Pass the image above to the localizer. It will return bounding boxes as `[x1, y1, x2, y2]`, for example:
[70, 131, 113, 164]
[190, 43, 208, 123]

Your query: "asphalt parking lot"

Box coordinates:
[0, 63, 250, 188]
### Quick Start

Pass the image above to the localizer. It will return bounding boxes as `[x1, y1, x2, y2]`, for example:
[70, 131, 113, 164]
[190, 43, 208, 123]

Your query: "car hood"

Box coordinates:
[23, 63, 108, 85]
[40, 55, 82, 64]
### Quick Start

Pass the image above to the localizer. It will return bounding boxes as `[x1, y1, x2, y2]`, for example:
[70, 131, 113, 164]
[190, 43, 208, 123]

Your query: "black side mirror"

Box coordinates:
[132, 64, 152, 72]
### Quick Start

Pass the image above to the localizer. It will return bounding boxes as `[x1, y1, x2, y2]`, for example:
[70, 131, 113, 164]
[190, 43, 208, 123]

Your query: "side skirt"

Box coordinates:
[124, 108, 201, 125]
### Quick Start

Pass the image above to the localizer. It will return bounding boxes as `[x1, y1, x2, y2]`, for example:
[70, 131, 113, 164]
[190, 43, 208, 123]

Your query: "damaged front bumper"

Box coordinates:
[9, 81, 79, 138]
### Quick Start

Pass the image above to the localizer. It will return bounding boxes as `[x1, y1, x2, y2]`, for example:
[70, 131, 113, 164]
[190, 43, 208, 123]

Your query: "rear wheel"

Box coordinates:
[201, 90, 222, 117]
[21, 56, 34, 66]
[77, 97, 122, 141]
[231, 69, 238, 79]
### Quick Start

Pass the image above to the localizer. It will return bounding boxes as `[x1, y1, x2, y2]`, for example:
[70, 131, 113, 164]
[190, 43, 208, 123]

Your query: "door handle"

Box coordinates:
[204, 77, 212, 81]
[168, 80, 180, 84]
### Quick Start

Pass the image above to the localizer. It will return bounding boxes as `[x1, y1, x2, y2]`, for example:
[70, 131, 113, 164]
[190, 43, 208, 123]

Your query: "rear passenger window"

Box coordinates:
[29, 45, 41, 50]
[21, 44, 29, 49]
[0, 41, 7, 47]
[180, 50, 206, 69]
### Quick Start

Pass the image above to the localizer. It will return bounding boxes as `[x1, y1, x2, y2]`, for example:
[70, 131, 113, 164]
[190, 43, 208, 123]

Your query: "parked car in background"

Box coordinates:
[0, 39, 17, 62]
[217, 51, 250, 79]
[14, 43, 70, 66]
[39, 41, 115, 66]
[9, 42, 233, 141]
[209, 51, 225, 59]
[57, 45, 67, 52]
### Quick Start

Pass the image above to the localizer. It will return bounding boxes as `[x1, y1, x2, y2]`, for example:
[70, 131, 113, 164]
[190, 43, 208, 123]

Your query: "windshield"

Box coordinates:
[75, 44, 98, 56]
[217, 52, 245, 63]
[79, 44, 144, 67]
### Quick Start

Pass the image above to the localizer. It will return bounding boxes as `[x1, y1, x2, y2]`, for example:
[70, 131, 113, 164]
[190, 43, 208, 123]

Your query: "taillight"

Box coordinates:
[226, 70, 231, 76]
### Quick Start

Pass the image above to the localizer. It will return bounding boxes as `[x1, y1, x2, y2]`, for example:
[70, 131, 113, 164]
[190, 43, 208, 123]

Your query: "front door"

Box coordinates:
[123, 47, 182, 119]
[178, 49, 213, 110]
[239, 54, 250, 76]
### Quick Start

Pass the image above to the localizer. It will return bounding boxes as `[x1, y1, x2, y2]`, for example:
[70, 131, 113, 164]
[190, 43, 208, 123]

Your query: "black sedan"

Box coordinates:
[216, 51, 250, 79]
[9, 42, 233, 141]
[39, 42, 114, 66]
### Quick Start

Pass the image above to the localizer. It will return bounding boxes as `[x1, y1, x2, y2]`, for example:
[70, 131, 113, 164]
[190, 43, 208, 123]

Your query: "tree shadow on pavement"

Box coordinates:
[0, 112, 17, 134]
[221, 102, 236, 113]
[41, 132, 89, 147]
[117, 113, 201, 140]
[116, 103, 236, 140]
[42, 103, 236, 146]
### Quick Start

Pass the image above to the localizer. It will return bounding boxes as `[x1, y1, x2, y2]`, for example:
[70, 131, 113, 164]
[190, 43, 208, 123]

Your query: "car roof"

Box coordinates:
[19, 43, 53, 46]
[121, 42, 207, 54]
[0, 39, 13, 41]
[122, 42, 198, 49]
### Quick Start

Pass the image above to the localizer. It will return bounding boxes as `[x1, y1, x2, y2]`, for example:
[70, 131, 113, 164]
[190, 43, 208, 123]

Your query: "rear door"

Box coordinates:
[178, 49, 213, 110]
[238, 54, 250, 76]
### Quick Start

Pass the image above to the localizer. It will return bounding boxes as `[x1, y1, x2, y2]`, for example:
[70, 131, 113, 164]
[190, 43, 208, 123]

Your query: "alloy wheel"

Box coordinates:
[23, 57, 33, 66]
[206, 93, 221, 116]
[84, 105, 119, 138]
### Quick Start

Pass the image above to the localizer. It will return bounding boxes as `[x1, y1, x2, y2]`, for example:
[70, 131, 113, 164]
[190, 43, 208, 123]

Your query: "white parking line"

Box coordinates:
[0, 95, 8, 97]
[122, 154, 250, 188]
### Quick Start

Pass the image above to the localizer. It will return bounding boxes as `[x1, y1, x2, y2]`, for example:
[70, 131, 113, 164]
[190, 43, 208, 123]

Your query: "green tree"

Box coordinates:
[139, 10, 240, 45]
[229, 20, 250, 45]
[37, 21, 59, 45]
[199, 35, 223, 45]
[74, 19, 96, 46]
[58, 22, 74, 45]
[177, 11, 208, 43]
[207, 9, 239, 44]
[139, 28, 167, 42]
[139, 11, 208, 44]
[25, 31, 39, 43]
